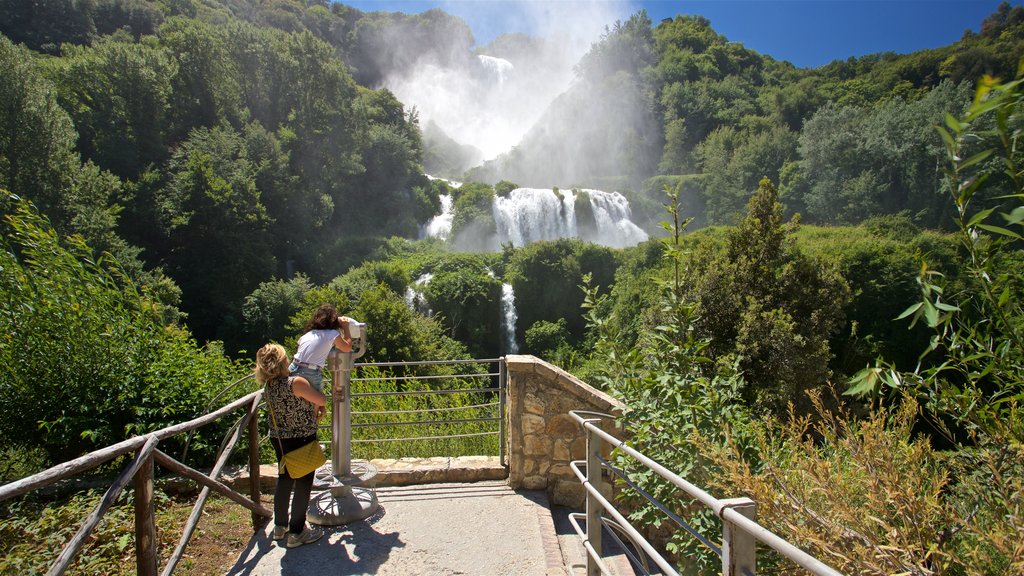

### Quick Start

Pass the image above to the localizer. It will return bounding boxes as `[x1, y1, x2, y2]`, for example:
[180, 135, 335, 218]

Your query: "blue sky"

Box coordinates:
[341, 0, 1019, 68]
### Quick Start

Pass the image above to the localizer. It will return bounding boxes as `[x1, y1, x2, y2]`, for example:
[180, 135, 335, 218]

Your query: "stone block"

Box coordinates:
[552, 478, 585, 508]
[570, 438, 587, 460]
[523, 413, 546, 435]
[523, 475, 547, 490]
[546, 414, 578, 439]
[524, 394, 546, 415]
[523, 434, 552, 456]
[553, 440, 571, 462]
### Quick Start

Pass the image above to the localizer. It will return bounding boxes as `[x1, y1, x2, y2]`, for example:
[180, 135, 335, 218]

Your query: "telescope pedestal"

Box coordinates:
[307, 460, 379, 525]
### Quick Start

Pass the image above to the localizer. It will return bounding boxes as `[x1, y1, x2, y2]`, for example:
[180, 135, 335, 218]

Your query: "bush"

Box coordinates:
[0, 200, 246, 465]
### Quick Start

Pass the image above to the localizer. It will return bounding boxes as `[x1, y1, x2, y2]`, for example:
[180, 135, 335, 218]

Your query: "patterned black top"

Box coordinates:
[265, 376, 317, 439]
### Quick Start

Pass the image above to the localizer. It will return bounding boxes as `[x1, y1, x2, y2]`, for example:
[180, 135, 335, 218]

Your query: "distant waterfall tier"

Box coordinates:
[501, 283, 518, 354]
[420, 194, 454, 240]
[477, 55, 513, 84]
[493, 188, 647, 249]
[421, 187, 648, 250]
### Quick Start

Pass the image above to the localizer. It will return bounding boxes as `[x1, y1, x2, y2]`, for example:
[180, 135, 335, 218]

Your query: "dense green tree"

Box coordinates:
[798, 81, 972, 227]
[240, 274, 313, 354]
[685, 178, 851, 413]
[0, 200, 243, 463]
[506, 239, 620, 345]
[159, 17, 244, 141]
[54, 35, 175, 180]
[0, 37, 77, 216]
[697, 124, 798, 224]
[156, 124, 274, 347]
[0, 0, 96, 53]
[0, 36, 156, 281]
[422, 256, 503, 357]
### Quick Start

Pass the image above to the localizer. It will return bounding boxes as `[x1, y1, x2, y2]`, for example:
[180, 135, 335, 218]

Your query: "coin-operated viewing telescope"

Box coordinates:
[308, 318, 379, 525]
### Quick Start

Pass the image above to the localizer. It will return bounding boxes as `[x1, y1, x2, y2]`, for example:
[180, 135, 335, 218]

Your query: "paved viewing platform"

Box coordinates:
[224, 458, 635, 576]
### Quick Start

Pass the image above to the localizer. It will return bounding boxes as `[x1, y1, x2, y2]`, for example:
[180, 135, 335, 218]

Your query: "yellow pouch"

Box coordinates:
[280, 440, 326, 479]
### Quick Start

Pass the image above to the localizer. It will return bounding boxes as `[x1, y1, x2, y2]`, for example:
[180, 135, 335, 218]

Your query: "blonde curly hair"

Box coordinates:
[254, 343, 289, 383]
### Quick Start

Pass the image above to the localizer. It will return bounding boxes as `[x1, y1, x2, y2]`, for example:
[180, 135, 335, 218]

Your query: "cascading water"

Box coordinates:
[501, 283, 519, 354]
[490, 188, 648, 249]
[582, 190, 649, 248]
[477, 55, 513, 84]
[403, 273, 433, 316]
[419, 175, 460, 240]
[420, 194, 454, 240]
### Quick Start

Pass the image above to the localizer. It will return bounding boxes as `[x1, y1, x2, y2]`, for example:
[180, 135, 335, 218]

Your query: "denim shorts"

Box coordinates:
[288, 363, 324, 392]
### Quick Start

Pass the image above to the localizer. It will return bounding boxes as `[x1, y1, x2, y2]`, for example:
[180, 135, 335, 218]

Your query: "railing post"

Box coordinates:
[247, 399, 263, 529]
[585, 421, 603, 576]
[134, 447, 157, 576]
[721, 497, 757, 576]
[499, 357, 507, 467]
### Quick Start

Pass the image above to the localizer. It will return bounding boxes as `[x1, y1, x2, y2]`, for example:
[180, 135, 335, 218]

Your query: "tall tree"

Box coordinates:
[686, 178, 850, 413]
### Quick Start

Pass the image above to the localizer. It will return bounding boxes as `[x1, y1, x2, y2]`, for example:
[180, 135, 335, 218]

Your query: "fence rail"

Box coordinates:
[569, 410, 844, 576]
[347, 358, 507, 463]
[0, 388, 268, 576]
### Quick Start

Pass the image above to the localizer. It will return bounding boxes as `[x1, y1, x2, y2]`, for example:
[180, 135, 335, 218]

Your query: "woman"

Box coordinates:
[290, 304, 353, 392]
[255, 343, 327, 548]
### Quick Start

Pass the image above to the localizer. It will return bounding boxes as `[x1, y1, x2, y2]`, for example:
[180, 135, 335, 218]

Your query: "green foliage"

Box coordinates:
[523, 318, 570, 357]
[842, 69, 1024, 574]
[685, 178, 851, 414]
[506, 239, 621, 345]
[449, 181, 496, 248]
[796, 81, 972, 227]
[493, 180, 518, 196]
[349, 364, 499, 460]
[580, 185, 754, 572]
[421, 256, 503, 358]
[240, 274, 313, 354]
[0, 200, 246, 464]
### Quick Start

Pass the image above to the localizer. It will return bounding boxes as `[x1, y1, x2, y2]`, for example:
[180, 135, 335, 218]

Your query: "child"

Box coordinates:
[289, 304, 353, 392]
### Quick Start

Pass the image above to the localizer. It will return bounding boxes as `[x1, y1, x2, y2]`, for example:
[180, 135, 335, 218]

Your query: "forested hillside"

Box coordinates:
[2, 0, 1022, 352]
[471, 5, 1024, 230]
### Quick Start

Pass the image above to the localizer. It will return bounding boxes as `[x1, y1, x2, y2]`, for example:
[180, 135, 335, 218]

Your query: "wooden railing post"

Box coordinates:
[247, 396, 263, 529]
[135, 447, 158, 576]
[721, 497, 757, 576]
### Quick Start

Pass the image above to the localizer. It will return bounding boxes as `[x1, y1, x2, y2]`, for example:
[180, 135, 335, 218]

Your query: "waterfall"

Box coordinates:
[583, 190, 649, 248]
[420, 185, 648, 250]
[420, 194, 454, 240]
[491, 188, 648, 248]
[403, 273, 433, 316]
[501, 283, 519, 354]
[477, 55, 513, 84]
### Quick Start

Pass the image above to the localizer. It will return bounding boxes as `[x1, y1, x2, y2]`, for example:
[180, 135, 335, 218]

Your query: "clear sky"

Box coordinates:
[340, 0, 1020, 69]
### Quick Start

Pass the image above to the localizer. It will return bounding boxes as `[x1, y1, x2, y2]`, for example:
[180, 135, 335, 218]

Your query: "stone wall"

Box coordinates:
[505, 355, 623, 507]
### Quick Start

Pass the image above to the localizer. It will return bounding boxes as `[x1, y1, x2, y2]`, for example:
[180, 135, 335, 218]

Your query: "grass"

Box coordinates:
[0, 484, 267, 575]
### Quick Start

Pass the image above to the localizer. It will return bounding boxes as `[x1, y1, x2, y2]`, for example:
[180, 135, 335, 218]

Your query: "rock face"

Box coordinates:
[504, 355, 623, 508]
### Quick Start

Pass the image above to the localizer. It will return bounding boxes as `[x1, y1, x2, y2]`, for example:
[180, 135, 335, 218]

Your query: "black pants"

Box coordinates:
[271, 434, 317, 534]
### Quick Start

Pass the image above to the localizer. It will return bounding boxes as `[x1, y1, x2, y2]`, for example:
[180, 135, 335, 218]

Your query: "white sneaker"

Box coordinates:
[272, 526, 287, 541]
[286, 526, 323, 548]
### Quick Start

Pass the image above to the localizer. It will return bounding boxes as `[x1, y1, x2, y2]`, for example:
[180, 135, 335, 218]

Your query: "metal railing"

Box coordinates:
[0, 388, 268, 576]
[569, 410, 844, 576]
[344, 358, 507, 464]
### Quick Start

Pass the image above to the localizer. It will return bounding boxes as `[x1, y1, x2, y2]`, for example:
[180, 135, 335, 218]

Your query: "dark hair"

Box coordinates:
[305, 304, 340, 331]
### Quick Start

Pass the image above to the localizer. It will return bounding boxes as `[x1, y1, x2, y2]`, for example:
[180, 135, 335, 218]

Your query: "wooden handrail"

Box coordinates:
[46, 435, 160, 576]
[0, 390, 266, 576]
[0, 390, 262, 502]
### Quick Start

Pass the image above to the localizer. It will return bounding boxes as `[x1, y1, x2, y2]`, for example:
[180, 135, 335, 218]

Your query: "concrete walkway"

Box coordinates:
[226, 480, 568, 576]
